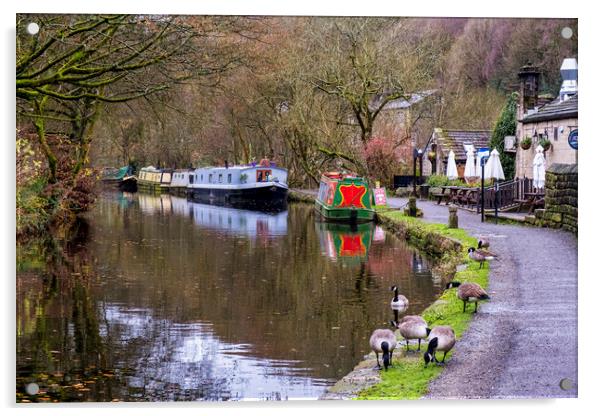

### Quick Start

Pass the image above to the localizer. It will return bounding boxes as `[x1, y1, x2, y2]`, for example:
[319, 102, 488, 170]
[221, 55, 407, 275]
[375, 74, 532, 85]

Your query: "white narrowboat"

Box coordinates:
[137, 166, 173, 193]
[169, 169, 194, 197]
[188, 160, 288, 209]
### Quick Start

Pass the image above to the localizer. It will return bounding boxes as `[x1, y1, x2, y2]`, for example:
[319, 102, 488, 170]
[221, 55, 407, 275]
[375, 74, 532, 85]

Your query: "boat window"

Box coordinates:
[189, 175, 194, 184]
[209, 174, 213, 183]
[228, 174, 232, 183]
[201, 174, 204, 181]
[219, 174, 223, 183]
[256, 169, 272, 182]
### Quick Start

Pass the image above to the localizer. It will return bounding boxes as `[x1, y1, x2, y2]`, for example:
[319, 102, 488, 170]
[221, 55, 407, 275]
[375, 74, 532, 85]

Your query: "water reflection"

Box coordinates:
[315, 222, 374, 263]
[16, 191, 441, 401]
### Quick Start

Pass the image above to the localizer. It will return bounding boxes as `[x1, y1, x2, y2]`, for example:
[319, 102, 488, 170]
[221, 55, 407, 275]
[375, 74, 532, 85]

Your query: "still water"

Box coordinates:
[16, 192, 442, 401]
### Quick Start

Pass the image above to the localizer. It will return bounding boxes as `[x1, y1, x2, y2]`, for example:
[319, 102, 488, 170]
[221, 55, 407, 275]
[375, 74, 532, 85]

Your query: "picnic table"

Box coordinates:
[433, 186, 480, 208]
[432, 186, 451, 205]
[516, 191, 545, 213]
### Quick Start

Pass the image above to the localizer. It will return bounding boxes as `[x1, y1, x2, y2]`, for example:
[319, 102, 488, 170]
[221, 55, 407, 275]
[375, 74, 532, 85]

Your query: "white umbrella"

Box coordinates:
[484, 149, 505, 180]
[464, 146, 477, 178]
[532, 145, 546, 190]
[446, 150, 458, 180]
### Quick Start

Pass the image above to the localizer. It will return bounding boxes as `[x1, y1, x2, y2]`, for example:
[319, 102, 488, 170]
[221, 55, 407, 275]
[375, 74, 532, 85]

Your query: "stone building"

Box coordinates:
[421, 128, 492, 177]
[514, 59, 578, 178]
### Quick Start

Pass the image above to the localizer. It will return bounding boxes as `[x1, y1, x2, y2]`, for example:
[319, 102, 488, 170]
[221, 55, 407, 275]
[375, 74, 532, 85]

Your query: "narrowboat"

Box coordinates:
[137, 166, 173, 193]
[314, 172, 375, 223]
[100, 166, 137, 192]
[169, 169, 194, 197]
[188, 159, 288, 209]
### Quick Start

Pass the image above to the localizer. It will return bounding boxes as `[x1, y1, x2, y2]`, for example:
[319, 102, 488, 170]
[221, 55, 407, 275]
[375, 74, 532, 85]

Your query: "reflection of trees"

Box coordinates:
[17, 222, 116, 401]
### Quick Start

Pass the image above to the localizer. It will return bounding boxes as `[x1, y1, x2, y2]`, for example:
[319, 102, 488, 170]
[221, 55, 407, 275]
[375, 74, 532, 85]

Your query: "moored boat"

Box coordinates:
[100, 166, 137, 192]
[314, 172, 375, 223]
[137, 166, 172, 193]
[188, 159, 288, 209]
[169, 168, 194, 197]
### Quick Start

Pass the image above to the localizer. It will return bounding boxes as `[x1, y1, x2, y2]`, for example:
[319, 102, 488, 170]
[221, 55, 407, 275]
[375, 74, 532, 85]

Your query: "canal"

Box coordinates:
[16, 192, 443, 401]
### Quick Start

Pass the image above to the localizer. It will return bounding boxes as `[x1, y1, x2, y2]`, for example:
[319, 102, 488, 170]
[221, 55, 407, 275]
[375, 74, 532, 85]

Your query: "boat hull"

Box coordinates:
[101, 176, 137, 193]
[137, 180, 169, 194]
[314, 200, 375, 223]
[118, 177, 138, 193]
[188, 184, 288, 210]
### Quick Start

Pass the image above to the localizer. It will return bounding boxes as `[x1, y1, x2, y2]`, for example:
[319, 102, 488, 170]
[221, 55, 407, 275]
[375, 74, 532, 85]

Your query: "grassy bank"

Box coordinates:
[355, 211, 489, 399]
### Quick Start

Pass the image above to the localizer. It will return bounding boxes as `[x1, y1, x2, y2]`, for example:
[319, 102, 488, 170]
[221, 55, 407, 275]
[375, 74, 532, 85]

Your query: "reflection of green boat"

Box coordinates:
[315, 221, 374, 262]
[315, 172, 375, 223]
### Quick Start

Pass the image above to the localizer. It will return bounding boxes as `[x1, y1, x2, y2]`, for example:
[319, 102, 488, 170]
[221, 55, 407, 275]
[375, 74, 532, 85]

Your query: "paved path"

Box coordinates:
[386, 196, 578, 398]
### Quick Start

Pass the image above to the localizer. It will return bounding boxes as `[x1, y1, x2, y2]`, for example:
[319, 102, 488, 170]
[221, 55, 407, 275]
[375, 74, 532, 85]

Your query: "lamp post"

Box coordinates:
[413, 148, 423, 197]
[480, 155, 488, 223]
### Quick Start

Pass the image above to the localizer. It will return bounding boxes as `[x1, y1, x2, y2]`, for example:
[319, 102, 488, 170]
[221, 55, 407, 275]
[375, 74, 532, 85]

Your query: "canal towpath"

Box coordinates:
[294, 189, 578, 398]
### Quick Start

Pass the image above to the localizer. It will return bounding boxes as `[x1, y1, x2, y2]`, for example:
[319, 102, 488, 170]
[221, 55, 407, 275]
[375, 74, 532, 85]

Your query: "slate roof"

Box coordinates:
[522, 93, 578, 123]
[436, 129, 492, 162]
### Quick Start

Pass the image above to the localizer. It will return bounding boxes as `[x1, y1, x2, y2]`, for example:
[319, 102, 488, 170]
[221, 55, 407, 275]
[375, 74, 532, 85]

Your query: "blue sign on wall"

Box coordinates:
[568, 129, 578, 150]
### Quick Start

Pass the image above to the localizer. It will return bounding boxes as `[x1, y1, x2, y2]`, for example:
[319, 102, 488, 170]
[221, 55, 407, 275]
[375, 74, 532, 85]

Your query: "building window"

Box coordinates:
[219, 174, 223, 183]
[228, 174, 232, 183]
[209, 174, 213, 183]
[554, 127, 558, 141]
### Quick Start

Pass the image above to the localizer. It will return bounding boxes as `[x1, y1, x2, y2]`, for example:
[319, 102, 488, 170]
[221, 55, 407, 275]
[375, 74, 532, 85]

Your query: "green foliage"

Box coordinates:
[520, 136, 532, 149]
[357, 212, 488, 399]
[538, 138, 551, 150]
[16, 177, 50, 236]
[490, 92, 517, 178]
[426, 174, 449, 187]
[426, 174, 490, 188]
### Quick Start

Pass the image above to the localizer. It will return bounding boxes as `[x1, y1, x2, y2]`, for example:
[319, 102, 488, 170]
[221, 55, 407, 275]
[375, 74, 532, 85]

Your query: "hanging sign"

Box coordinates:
[568, 129, 578, 150]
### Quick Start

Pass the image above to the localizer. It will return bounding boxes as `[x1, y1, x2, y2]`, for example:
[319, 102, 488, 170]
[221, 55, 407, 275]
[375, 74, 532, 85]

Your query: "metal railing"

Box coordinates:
[476, 177, 538, 213]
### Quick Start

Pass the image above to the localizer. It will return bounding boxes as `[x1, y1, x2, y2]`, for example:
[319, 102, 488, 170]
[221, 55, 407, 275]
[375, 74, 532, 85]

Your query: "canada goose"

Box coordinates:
[391, 315, 431, 351]
[423, 326, 456, 366]
[390, 286, 409, 311]
[477, 238, 490, 249]
[445, 281, 490, 313]
[468, 247, 496, 269]
[369, 329, 397, 371]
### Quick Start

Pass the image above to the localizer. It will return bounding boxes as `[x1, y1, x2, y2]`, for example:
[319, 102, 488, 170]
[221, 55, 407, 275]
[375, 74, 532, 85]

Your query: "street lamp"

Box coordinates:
[480, 155, 489, 223]
[413, 148, 423, 197]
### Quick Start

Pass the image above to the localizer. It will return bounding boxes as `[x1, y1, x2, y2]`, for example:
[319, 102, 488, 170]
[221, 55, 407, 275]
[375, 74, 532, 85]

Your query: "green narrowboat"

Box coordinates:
[100, 166, 137, 192]
[314, 172, 375, 223]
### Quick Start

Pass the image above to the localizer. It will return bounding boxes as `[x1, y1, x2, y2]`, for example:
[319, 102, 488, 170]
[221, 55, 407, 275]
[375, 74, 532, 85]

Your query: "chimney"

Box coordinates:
[518, 63, 540, 120]
[559, 58, 578, 101]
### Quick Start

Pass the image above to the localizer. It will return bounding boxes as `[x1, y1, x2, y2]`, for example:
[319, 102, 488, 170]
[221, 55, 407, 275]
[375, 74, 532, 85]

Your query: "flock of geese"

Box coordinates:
[369, 238, 496, 371]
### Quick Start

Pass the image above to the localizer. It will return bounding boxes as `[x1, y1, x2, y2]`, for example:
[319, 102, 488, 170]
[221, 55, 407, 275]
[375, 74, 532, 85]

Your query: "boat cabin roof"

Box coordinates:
[321, 171, 365, 181]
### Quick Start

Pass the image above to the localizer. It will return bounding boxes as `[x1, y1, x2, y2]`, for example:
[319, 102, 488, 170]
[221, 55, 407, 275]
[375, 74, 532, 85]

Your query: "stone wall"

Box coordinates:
[526, 163, 577, 234]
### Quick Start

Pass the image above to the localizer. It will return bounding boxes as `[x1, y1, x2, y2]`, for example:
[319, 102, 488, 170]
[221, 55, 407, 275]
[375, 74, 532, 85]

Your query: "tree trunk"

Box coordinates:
[33, 98, 58, 183]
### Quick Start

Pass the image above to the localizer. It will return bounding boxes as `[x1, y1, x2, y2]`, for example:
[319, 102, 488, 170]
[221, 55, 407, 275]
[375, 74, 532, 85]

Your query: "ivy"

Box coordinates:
[489, 92, 518, 179]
